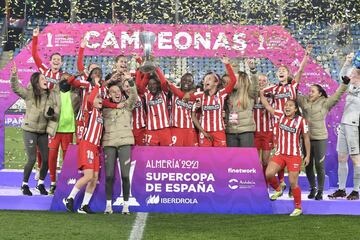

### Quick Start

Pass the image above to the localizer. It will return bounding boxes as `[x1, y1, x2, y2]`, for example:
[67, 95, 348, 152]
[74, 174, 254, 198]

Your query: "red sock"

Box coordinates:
[292, 186, 301, 209]
[268, 176, 280, 191]
[48, 149, 58, 183]
[277, 169, 285, 183]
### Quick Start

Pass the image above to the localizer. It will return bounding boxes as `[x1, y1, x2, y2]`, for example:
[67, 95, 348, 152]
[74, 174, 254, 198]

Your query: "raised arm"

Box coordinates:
[222, 57, 237, 94]
[102, 99, 118, 109]
[155, 67, 169, 92]
[246, 59, 259, 99]
[67, 75, 90, 90]
[31, 27, 46, 71]
[339, 53, 354, 84]
[10, 64, 27, 99]
[294, 45, 313, 84]
[125, 79, 139, 110]
[77, 38, 87, 73]
[324, 81, 348, 110]
[260, 90, 275, 115]
[87, 84, 100, 109]
[135, 70, 150, 95]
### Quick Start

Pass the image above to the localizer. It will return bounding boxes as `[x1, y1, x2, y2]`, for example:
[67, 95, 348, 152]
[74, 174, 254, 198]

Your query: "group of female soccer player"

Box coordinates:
[10, 27, 360, 216]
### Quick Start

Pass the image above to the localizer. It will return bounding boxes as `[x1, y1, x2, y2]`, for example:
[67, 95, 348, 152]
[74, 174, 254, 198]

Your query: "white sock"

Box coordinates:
[68, 187, 80, 199]
[38, 179, 44, 185]
[124, 200, 129, 206]
[22, 182, 28, 186]
[81, 192, 93, 207]
[353, 166, 360, 192]
[106, 200, 112, 207]
[338, 162, 348, 190]
[51, 182, 56, 186]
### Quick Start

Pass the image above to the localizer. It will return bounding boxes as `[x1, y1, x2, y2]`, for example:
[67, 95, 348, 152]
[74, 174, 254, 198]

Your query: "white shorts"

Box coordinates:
[336, 124, 359, 155]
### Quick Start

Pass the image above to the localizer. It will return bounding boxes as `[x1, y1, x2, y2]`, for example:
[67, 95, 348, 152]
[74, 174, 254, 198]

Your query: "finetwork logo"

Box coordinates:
[67, 178, 76, 185]
[146, 195, 160, 205]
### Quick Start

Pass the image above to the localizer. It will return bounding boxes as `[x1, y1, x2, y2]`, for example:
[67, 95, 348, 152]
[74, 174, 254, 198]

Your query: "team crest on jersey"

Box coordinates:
[134, 101, 142, 108]
[97, 117, 103, 124]
[293, 118, 298, 126]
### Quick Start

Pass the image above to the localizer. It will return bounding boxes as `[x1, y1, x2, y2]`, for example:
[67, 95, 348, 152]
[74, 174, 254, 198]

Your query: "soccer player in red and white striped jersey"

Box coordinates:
[63, 84, 103, 214]
[68, 68, 108, 143]
[168, 73, 198, 146]
[32, 27, 62, 89]
[260, 90, 310, 217]
[263, 45, 313, 112]
[262, 77, 298, 112]
[32, 26, 64, 183]
[262, 45, 312, 190]
[168, 57, 236, 147]
[136, 68, 172, 146]
[254, 74, 274, 178]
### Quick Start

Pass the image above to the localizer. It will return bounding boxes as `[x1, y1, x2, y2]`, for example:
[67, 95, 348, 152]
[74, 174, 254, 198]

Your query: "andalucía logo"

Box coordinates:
[228, 179, 238, 190]
[228, 179, 256, 189]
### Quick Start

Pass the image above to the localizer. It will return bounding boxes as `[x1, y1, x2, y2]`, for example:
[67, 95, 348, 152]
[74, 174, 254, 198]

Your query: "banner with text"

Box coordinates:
[51, 145, 272, 214]
[4, 114, 24, 127]
[0, 23, 345, 186]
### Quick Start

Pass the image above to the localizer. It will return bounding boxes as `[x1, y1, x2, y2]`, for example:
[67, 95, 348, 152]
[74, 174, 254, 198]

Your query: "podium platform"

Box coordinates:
[0, 169, 358, 215]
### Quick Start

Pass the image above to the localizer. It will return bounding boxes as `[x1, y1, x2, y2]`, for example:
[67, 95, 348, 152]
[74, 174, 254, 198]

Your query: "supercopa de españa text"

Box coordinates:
[145, 172, 215, 193]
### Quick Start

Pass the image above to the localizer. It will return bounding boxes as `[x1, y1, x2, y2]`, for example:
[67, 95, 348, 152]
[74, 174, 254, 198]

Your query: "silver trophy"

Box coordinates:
[139, 31, 156, 73]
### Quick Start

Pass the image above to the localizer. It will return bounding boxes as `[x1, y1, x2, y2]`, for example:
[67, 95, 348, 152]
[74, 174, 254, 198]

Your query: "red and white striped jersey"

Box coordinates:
[253, 97, 273, 132]
[68, 76, 107, 122]
[273, 110, 308, 156]
[82, 85, 103, 146]
[195, 89, 228, 132]
[171, 93, 195, 129]
[83, 108, 103, 146]
[132, 96, 146, 130]
[144, 90, 170, 130]
[166, 63, 236, 132]
[38, 65, 62, 81]
[32, 36, 62, 89]
[263, 80, 298, 111]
